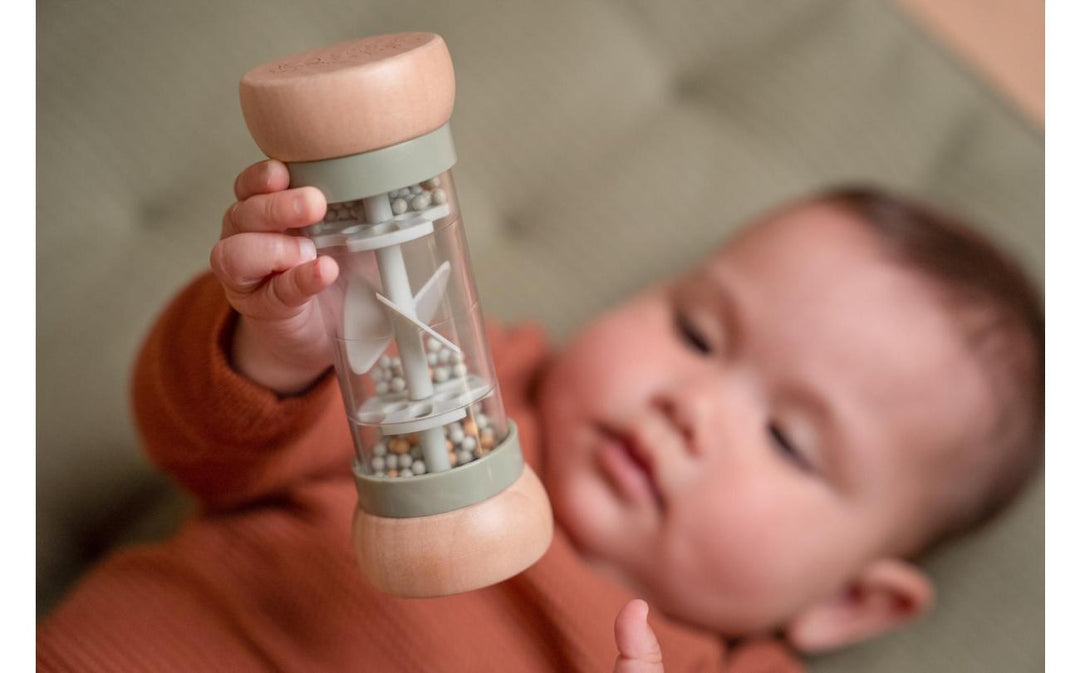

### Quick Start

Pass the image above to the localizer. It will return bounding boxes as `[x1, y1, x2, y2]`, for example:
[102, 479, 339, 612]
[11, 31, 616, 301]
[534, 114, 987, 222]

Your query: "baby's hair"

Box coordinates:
[819, 186, 1044, 551]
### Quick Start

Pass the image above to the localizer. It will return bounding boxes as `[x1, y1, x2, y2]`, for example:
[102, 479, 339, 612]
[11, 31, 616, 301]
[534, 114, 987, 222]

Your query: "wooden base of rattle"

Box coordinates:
[352, 465, 553, 597]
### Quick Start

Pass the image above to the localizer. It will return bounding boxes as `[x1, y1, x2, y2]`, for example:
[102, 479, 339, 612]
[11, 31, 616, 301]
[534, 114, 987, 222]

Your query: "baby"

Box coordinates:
[38, 160, 1042, 673]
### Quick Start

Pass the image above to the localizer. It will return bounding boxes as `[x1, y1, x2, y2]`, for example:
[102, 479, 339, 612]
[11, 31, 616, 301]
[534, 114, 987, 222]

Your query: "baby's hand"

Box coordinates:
[614, 599, 664, 673]
[211, 159, 338, 394]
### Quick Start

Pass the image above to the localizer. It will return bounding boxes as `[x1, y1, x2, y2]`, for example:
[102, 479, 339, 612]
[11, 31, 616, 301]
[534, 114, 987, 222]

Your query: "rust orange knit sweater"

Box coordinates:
[37, 272, 803, 673]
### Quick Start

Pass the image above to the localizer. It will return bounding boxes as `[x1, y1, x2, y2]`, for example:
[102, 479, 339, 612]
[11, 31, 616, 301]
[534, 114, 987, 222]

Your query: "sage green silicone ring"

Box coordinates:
[286, 124, 457, 204]
[352, 419, 525, 518]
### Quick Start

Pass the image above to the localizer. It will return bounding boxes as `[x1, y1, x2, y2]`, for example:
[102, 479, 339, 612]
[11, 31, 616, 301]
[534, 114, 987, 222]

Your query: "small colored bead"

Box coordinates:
[449, 425, 465, 444]
[410, 192, 431, 210]
[446, 438, 454, 451]
[422, 177, 441, 189]
[480, 433, 496, 450]
[386, 469, 398, 478]
[463, 418, 478, 437]
[389, 437, 410, 454]
[448, 452, 459, 467]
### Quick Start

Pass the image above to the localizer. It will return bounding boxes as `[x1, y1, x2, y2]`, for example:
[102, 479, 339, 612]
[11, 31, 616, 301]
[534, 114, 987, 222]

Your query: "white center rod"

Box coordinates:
[363, 193, 451, 473]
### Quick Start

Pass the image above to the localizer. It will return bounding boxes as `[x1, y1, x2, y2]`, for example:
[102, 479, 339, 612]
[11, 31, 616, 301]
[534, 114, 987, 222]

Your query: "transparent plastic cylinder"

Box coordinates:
[303, 170, 508, 481]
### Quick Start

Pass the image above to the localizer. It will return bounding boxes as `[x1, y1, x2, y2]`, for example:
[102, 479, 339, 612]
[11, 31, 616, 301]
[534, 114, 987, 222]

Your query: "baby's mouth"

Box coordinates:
[595, 422, 667, 512]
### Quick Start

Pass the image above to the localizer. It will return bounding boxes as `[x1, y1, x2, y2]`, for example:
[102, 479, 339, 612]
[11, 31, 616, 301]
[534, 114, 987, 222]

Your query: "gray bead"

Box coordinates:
[379, 355, 391, 368]
[432, 188, 447, 205]
[422, 177, 441, 189]
[452, 363, 467, 378]
[371, 455, 386, 471]
[438, 349, 452, 364]
[427, 351, 439, 366]
[385, 454, 398, 470]
[399, 454, 413, 469]
[375, 381, 389, 395]
[461, 436, 477, 452]
[410, 185, 422, 195]
[373, 441, 388, 457]
[476, 413, 490, 429]
[433, 367, 449, 382]
[374, 470, 386, 477]
[451, 350, 464, 364]
[400, 468, 414, 478]
[410, 192, 431, 211]
[449, 425, 465, 444]
[426, 336, 442, 352]
[390, 377, 406, 392]
[412, 460, 426, 475]
[391, 198, 408, 215]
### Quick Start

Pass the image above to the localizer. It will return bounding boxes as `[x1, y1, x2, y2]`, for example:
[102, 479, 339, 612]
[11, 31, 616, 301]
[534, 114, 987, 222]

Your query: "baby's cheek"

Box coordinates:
[662, 483, 827, 631]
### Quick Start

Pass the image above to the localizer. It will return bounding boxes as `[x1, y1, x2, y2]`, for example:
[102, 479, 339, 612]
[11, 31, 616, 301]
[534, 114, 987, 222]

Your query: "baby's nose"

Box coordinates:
[650, 394, 702, 458]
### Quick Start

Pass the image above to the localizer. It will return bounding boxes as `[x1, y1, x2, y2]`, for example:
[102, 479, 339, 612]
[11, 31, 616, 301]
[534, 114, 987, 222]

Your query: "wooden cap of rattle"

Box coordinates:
[239, 32, 455, 162]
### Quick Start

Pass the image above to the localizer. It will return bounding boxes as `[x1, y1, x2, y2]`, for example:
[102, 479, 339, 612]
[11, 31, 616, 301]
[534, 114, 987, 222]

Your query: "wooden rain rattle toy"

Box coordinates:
[239, 33, 553, 597]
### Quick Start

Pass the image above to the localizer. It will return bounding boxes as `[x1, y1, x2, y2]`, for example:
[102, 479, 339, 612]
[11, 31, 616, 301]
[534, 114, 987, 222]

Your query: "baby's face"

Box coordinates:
[537, 201, 993, 634]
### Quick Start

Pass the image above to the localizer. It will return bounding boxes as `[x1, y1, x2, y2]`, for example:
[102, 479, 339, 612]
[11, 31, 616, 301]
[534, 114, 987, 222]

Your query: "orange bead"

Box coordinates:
[463, 418, 478, 437]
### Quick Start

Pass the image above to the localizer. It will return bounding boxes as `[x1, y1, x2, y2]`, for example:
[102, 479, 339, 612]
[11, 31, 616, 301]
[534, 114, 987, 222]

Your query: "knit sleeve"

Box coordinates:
[131, 271, 353, 512]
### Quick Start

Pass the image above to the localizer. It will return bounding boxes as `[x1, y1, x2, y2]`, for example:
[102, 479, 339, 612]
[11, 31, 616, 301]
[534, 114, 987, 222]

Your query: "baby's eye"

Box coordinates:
[674, 311, 711, 355]
[768, 421, 813, 473]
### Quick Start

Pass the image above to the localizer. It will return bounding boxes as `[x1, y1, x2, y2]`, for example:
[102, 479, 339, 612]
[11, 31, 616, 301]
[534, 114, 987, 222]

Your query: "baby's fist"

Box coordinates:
[211, 159, 339, 394]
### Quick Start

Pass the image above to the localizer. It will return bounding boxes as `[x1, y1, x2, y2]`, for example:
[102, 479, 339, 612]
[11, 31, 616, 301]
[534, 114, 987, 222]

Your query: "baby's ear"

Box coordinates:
[783, 558, 934, 654]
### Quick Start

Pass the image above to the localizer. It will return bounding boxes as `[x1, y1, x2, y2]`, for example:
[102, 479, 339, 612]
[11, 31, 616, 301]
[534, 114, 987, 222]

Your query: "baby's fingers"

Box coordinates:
[614, 600, 664, 673]
[221, 186, 326, 238]
[233, 159, 290, 201]
[210, 232, 317, 294]
[257, 256, 339, 317]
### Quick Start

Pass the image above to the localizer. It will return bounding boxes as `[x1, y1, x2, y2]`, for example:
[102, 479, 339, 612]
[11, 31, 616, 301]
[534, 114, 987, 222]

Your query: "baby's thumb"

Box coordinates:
[614, 599, 664, 673]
